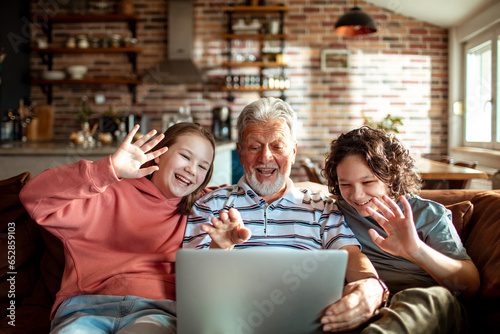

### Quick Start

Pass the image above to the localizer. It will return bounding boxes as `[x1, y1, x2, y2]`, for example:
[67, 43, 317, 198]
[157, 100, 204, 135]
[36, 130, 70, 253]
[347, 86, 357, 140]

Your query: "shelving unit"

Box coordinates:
[221, 5, 288, 101]
[36, 14, 139, 42]
[32, 47, 141, 73]
[32, 14, 140, 104]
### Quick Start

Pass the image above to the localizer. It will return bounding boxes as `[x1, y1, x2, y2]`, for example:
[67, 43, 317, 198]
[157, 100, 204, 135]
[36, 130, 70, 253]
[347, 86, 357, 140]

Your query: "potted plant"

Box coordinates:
[74, 96, 92, 127]
[362, 113, 403, 133]
[71, 96, 97, 147]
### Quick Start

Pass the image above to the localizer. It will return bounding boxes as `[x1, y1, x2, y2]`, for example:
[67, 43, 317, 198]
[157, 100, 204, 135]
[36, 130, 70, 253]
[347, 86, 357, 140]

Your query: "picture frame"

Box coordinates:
[321, 49, 350, 72]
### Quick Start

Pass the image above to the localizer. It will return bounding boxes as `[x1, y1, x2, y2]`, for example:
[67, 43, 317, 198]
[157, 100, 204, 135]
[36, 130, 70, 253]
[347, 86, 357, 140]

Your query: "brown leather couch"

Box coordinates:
[1, 173, 500, 333]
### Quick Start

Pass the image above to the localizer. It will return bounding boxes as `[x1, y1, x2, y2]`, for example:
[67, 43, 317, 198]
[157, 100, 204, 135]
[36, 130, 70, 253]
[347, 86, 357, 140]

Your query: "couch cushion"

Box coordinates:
[0, 172, 65, 332]
[466, 191, 500, 298]
[445, 201, 474, 242]
[419, 189, 479, 206]
[0, 172, 44, 320]
[0, 172, 32, 222]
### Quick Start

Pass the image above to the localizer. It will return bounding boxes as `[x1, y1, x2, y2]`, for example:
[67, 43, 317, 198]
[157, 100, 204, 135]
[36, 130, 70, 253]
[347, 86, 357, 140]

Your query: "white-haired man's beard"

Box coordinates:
[246, 165, 287, 197]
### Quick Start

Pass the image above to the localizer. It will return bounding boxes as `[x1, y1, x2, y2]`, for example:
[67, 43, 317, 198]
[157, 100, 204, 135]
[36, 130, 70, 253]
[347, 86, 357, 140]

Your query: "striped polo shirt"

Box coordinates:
[184, 177, 360, 250]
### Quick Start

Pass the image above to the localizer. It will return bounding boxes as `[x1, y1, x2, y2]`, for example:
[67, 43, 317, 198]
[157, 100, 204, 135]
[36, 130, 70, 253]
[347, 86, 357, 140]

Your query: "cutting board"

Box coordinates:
[32, 105, 54, 140]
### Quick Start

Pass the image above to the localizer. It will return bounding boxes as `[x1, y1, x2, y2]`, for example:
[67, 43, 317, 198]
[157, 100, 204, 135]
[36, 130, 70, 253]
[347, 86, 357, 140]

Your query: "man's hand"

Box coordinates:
[201, 208, 251, 249]
[111, 125, 168, 179]
[320, 277, 384, 332]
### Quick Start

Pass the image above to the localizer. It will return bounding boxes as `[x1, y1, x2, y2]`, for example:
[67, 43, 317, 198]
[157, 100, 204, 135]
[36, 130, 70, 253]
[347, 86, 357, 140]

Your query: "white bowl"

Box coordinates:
[41, 70, 65, 80]
[66, 65, 88, 79]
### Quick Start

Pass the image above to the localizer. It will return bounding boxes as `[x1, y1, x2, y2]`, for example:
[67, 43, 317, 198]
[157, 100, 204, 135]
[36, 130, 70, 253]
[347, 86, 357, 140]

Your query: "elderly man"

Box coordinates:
[183, 97, 384, 332]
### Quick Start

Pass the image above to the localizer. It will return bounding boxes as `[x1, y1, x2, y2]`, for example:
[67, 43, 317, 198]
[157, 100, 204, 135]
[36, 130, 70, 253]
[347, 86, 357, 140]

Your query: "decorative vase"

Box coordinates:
[117, 0, 135, 15]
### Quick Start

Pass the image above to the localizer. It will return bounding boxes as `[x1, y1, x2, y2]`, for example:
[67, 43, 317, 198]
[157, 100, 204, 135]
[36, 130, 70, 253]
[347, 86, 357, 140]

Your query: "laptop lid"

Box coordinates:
[176, 248, 348, 334]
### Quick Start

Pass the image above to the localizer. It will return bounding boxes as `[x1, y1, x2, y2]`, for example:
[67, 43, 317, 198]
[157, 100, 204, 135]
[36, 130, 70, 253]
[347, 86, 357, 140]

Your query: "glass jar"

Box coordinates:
[110, 34, 122, 48]
[89, 37, 100, 48]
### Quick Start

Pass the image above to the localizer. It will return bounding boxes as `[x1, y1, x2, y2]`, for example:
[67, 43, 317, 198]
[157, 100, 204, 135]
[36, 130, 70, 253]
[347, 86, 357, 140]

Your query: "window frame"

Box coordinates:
[463, 24, 499, 150]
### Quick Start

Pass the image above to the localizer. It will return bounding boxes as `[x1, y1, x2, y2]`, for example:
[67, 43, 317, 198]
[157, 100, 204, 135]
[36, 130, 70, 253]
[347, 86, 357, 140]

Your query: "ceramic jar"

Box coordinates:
[98, 132, 113, 145]
[77, 35, 89, 49]
[66, 37, 76, 48]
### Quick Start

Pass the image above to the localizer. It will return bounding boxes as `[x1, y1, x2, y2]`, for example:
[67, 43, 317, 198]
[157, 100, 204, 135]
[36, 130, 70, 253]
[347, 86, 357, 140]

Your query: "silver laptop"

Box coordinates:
[176, 248, 348, 334]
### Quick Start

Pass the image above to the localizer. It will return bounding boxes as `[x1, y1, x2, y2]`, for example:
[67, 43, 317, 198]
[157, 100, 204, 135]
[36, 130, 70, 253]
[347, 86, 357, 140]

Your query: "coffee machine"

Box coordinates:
[211, 106, 231, 141]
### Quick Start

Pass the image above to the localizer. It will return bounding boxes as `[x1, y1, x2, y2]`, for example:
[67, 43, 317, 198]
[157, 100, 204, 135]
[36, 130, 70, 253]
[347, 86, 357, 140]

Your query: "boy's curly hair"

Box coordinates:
[323, 126, 421, 200]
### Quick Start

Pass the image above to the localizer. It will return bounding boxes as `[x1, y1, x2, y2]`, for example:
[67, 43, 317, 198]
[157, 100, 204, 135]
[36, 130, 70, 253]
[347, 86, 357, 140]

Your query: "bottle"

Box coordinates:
[268, 77, 275, 89]
[279, 76, 285, 89]
[185, 106, 193, 122]
[1, 111, 14, 140]
[179, 106, 193, 123]
[114, 121, 127, 143]
[226, 75, 232, 88]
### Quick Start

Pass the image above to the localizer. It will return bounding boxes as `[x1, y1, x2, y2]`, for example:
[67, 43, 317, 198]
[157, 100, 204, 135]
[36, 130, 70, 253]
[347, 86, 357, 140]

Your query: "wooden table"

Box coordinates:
[416, 158, 489, 181]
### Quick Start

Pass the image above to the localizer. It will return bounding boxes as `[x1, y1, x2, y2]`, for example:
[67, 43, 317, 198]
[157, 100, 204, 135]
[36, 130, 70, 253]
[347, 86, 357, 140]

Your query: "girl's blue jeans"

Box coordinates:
[50, 295, 176, 334]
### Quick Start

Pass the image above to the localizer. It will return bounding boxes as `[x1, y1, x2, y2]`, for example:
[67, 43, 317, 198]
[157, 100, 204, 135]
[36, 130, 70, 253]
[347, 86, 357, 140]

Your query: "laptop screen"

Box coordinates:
[176, 248, 348, 334]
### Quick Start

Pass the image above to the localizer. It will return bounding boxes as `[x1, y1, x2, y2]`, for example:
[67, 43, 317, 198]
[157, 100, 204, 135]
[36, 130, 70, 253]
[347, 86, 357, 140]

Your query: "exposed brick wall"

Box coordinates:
[29, 0, 448, 181]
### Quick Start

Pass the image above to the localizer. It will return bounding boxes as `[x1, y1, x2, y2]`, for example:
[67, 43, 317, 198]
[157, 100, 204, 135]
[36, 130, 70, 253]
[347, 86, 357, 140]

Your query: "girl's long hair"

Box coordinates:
[142, 122, 216, 215]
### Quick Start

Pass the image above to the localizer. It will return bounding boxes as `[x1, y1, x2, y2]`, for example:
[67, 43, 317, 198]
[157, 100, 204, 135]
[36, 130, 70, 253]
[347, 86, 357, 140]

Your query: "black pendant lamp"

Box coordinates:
[335, 1, 377, 36]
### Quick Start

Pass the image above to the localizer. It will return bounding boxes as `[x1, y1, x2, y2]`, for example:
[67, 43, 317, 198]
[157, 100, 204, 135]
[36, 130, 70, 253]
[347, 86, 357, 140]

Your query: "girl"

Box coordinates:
[323, 126, 479, 333]
[20, 122, 215, 334]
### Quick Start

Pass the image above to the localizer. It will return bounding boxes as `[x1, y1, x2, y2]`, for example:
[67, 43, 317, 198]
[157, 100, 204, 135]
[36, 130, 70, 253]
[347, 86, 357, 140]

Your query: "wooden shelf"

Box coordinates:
[33, 13, 138, 41]
[33, 13, 139, 23]
[222, 5, 288, 101]
[33, 47, 140, 74]
[32, 77, 139, 104]
[32, 13, 140, 104]
[223, 61, 286, 67]
[222, 33, 286, 40]
[222, 87, 288, 92]
[32, 47, 141, 54]
[33, 77, 139, 85]
[222, 6, 288, 13]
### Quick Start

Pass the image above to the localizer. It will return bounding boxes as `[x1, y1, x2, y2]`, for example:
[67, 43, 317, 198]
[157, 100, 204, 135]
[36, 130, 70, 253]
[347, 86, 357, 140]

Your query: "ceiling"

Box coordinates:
[364, 0, 499, 28]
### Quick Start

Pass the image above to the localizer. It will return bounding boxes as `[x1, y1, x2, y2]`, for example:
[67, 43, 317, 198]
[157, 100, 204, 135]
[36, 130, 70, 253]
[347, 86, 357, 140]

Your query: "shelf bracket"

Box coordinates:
[39, 21, 53, 43]
[38, 52, 53, 70]
[227, 12, 233, 34]
[38, 84, 53, 105]
[280, 90, 286, 101]
[127, 83, 137, 103]
[127, 19, 137, 38]
[279, 11, 285, 34]
[127, 52, 137, 73]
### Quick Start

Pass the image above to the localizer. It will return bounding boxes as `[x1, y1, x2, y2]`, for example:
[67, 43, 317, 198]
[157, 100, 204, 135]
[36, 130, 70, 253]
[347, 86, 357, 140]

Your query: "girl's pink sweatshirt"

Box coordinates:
[19, 156, 185, 318]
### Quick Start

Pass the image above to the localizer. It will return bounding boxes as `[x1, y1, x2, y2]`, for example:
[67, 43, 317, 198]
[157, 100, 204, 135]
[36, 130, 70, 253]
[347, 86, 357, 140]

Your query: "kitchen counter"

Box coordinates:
[0, 140, 117, 156]
[0, 140, 236, 186]
[0, 140, 236, 155]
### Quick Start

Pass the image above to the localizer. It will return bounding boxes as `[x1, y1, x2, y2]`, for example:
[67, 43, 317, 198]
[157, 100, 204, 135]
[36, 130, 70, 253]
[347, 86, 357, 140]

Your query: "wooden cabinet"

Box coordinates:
[32, 14, 140, 103]
[221, 5, 288, 101]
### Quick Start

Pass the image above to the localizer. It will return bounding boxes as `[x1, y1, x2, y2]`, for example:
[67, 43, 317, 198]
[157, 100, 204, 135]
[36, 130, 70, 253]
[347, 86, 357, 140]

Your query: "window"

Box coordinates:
[464, 26, 499, 149]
